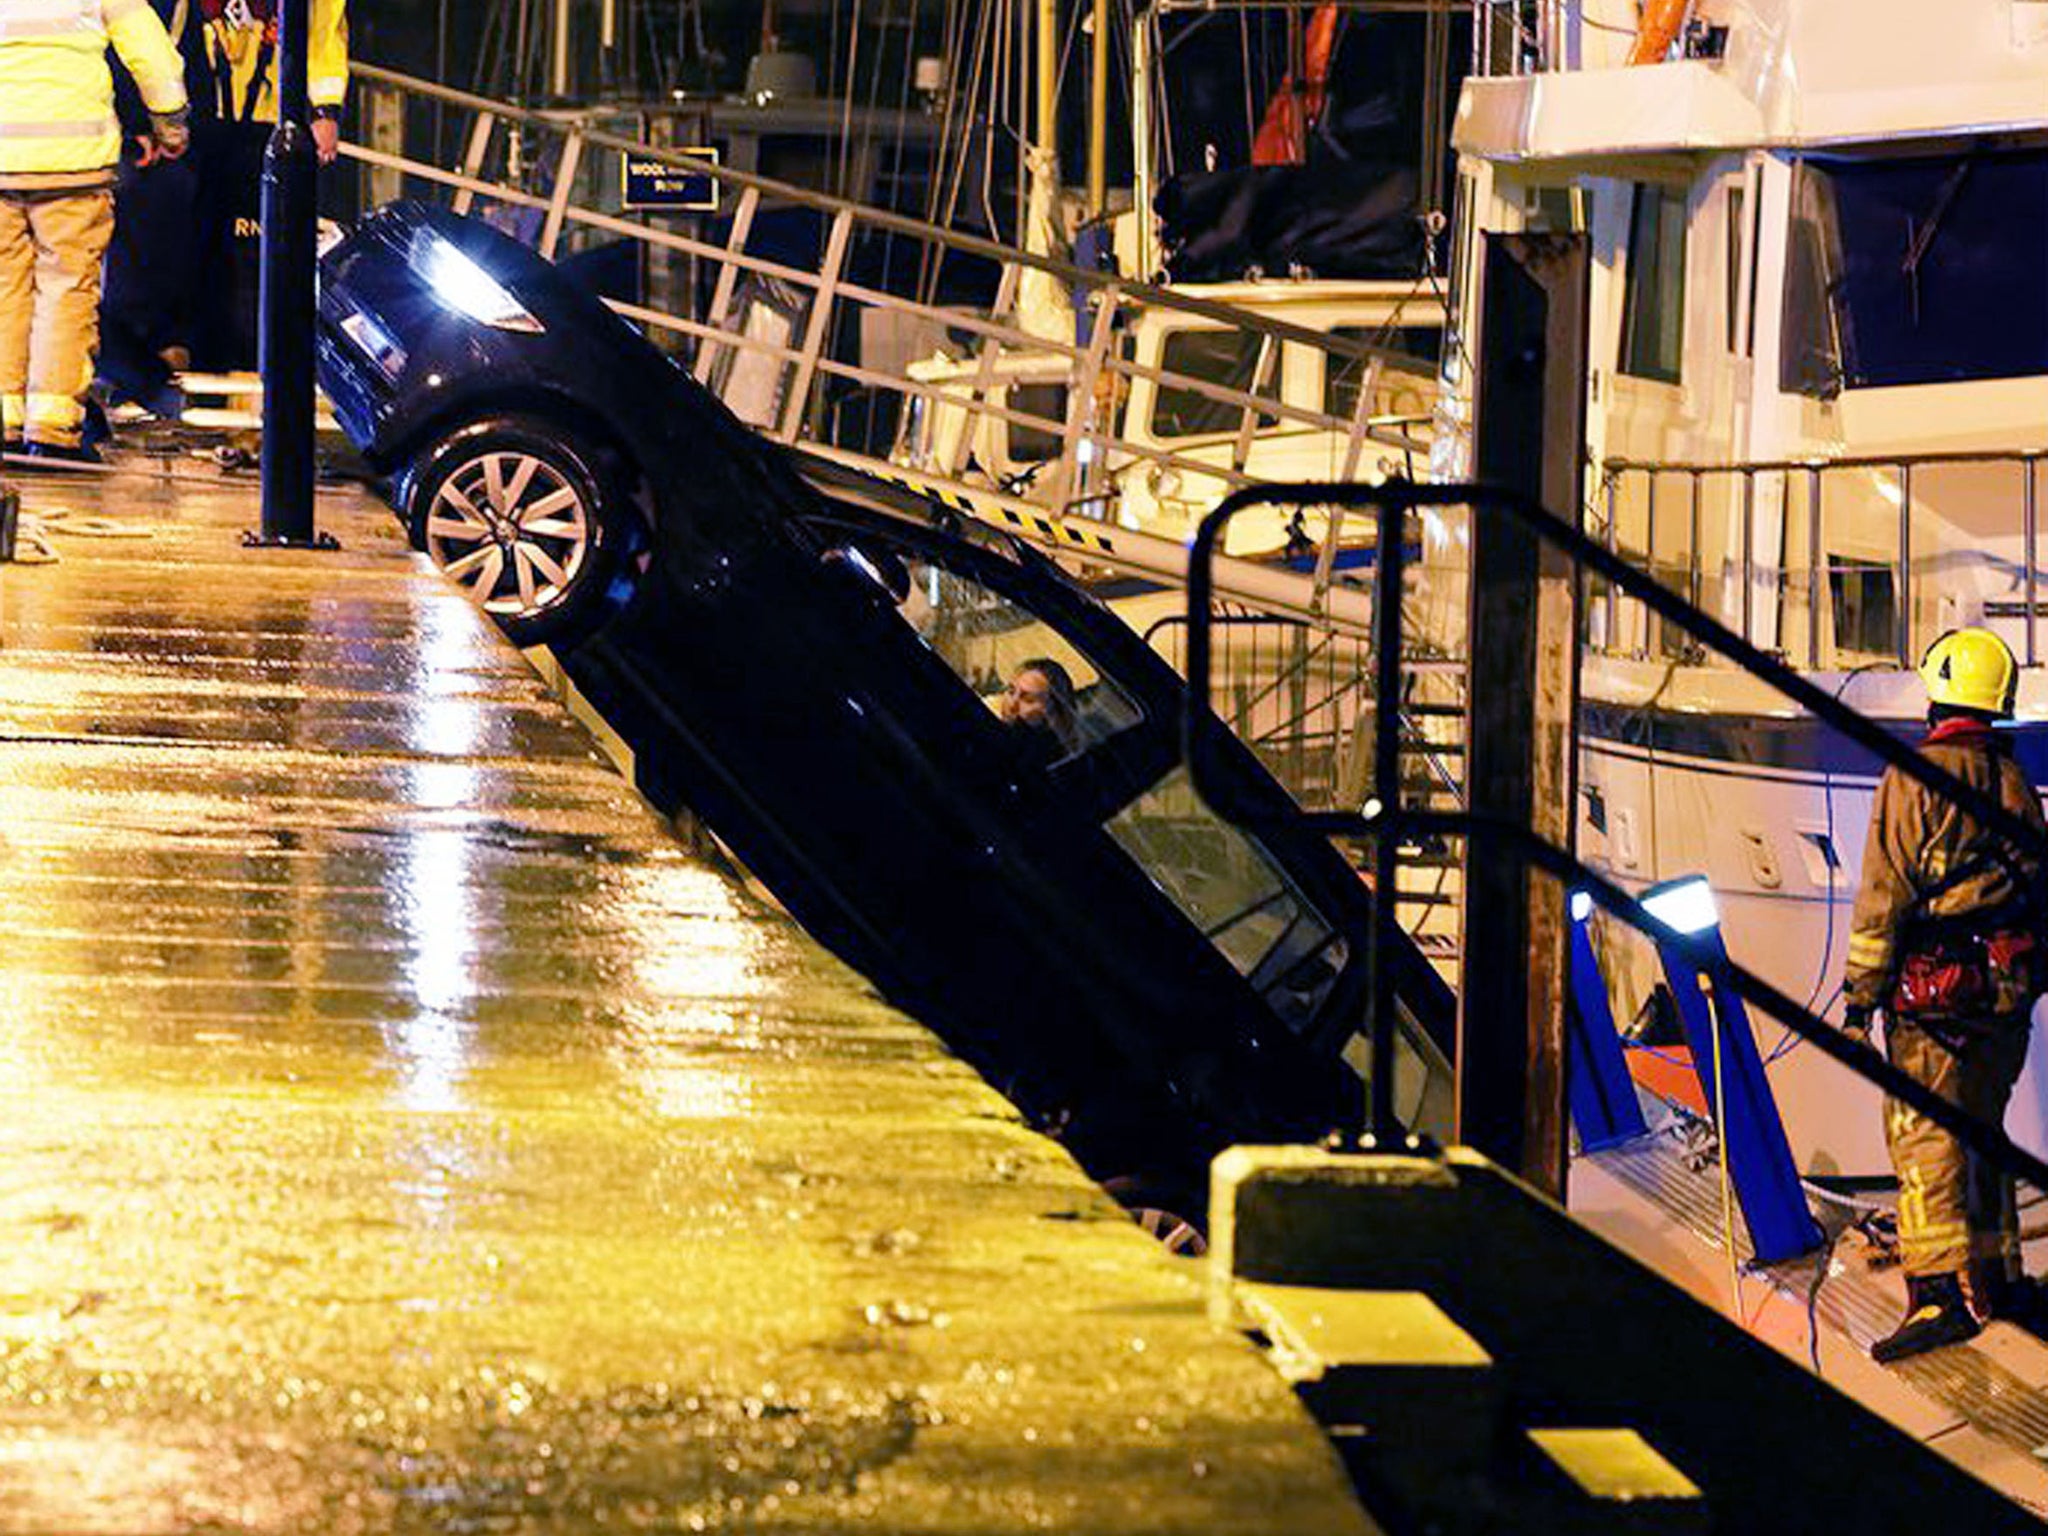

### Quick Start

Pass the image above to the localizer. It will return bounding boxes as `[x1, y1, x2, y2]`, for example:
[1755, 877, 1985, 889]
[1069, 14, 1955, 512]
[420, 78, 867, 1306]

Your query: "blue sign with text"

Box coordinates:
[622, 150, 719, 213]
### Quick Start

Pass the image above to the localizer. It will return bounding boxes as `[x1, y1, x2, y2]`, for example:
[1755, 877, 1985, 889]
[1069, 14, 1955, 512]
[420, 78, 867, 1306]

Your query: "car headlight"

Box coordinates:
[412, 232, 544, 333]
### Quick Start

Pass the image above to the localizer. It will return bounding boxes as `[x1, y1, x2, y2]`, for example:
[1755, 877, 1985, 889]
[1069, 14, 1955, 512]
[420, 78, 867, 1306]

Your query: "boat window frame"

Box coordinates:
[1778, 146, 2048, 395]
[1619, 180, 1688, 385]
[1147, 323, 1283, 442]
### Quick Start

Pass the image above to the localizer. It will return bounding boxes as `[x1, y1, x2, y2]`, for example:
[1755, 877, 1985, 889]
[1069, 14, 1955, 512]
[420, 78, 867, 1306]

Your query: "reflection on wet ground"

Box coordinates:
[0, 471, 1365, 1534]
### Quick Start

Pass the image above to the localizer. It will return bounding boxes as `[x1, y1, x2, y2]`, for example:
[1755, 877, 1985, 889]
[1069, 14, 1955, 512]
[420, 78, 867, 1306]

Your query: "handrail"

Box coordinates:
[1606, 448, 2048, 477]
[1596, 448, 2048, 668]
[1184, 478, 2048, 1195]
[1142, 610, 1467, 814]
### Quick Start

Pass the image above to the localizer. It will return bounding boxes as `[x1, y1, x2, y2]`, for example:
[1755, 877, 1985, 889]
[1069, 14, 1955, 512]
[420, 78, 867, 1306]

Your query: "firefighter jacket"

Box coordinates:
[198, 0, 346, 123]
[1845, 718, 2048, 1011]
[0, 0, 188, 191]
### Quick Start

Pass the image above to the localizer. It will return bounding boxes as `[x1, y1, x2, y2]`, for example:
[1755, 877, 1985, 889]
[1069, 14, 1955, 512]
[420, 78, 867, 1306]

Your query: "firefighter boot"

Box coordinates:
[1873, 1272, 1980, 1363]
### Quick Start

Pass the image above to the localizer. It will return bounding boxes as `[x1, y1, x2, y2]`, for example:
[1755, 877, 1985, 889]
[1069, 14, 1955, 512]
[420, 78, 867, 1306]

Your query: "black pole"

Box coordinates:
[256, 0, 321, 546]
[1367, 488, 1407, 1144]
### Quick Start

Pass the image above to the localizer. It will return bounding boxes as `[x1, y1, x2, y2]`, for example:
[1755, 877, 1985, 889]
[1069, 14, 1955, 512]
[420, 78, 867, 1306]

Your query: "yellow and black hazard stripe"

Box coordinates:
[846, 460, 1127, 561]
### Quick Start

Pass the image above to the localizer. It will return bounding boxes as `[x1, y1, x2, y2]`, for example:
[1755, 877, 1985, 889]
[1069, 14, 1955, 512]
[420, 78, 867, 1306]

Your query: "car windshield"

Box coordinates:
[1105, 767, 1345, 1028]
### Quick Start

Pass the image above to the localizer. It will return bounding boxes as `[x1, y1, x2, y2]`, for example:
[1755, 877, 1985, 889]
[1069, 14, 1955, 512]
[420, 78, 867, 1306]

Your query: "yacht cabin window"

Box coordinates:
[1781, 149, 2048, 395]
[1151, 329, 1280, 439]
[1003, 382, 1069, 463]
[1827, 555, 1898, 659]
[1619, 182, 1687, 384]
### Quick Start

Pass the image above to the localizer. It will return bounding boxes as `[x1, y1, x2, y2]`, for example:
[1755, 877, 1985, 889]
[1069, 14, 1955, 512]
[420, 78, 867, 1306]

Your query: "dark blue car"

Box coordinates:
[317, 202, 1455, 1239]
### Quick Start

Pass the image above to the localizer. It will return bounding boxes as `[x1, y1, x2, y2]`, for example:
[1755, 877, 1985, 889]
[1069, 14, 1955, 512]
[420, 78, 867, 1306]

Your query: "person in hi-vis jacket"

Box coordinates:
[0, 0, 188, 460]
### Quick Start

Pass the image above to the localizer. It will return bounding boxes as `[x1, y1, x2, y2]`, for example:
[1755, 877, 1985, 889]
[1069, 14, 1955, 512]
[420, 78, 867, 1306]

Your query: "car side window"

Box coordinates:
[875, 548, 1143, 764]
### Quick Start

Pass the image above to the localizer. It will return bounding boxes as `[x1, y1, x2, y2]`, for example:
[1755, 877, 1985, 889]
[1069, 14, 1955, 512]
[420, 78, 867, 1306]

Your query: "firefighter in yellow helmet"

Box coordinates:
[197, 0, 349, 164]
[1844, 626, 2048, 1362]
[0, 0, 189, 460]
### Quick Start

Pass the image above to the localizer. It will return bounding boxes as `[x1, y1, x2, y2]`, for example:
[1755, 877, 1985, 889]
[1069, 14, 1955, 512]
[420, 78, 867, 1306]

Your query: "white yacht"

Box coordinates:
[1439, 0, 2048, 1177]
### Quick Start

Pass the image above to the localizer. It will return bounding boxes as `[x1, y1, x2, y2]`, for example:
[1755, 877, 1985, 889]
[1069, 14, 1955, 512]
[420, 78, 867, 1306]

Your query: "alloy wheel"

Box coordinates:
[1130, 1205, 1208, 1257]
[425, 450, 591, 621]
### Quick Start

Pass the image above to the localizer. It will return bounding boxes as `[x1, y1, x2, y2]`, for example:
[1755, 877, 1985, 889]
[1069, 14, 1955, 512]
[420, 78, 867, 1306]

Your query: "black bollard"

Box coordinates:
[253, 0, 332, 548]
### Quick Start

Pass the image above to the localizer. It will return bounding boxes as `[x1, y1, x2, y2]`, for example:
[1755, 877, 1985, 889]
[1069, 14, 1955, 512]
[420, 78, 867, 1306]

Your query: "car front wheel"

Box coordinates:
[409, 418, 627, 648]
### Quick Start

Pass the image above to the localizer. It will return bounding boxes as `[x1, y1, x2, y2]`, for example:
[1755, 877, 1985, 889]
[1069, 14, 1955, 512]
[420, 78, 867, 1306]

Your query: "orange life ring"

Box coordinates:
[1629, 0, 1690, 65]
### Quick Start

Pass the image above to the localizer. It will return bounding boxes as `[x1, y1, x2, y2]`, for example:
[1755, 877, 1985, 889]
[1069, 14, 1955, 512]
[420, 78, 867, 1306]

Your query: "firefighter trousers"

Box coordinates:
[0, 188, 114, 448]
[1884, 1015, 2031, 1295]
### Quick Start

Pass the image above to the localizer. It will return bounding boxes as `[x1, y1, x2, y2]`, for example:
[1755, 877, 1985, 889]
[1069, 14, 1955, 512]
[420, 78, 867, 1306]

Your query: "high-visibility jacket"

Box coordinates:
[197, 0, 347, 123]
[0, 0, 188, 190]
[1844, 718, 2048, 1011]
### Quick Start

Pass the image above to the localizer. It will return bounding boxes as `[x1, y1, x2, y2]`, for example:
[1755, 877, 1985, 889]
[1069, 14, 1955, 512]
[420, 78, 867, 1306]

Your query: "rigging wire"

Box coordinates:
[837, 0, 863, 198]
[1418, 0, 1451, 225]
[922, 0, 999, 302]
[1151, 7, 1177, 185]
[1237, 5, 1255, 166]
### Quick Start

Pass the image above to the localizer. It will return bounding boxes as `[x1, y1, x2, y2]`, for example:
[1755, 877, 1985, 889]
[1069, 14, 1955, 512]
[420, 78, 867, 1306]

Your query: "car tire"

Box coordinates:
[407, 417, 630, 648]
[1102, 1176, 1209, 1258]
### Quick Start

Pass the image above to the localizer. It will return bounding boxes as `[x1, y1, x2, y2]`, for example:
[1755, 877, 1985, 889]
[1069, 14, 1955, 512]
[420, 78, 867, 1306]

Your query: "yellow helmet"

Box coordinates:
[1919, 627, 2018, 718]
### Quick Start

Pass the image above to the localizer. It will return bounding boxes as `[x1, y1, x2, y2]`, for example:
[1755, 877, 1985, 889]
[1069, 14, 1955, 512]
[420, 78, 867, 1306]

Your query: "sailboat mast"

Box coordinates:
[1037, 0, 1059, 166]
[1087, 0, 1108, 213]
[1130, 2, 1153, 276]
[553, 0, 571, 97]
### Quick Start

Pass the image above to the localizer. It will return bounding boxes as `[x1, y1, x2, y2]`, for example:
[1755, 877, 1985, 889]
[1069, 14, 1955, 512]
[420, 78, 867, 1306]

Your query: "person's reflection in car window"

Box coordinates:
[1000, 658, 1080, 759]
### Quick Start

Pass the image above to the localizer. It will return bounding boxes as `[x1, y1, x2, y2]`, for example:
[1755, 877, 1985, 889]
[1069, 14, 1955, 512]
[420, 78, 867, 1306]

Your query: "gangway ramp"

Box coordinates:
[337, 62, 1438, 638]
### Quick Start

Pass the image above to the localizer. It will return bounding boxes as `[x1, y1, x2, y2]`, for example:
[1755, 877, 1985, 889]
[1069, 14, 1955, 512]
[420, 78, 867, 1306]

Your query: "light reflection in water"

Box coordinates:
[393, 767, 479, 1116]
[380, 754, 486, 1245]
[391, 607, 485, 1117]
[410, 599, 494, 729]
[611, 866, 773, 1119]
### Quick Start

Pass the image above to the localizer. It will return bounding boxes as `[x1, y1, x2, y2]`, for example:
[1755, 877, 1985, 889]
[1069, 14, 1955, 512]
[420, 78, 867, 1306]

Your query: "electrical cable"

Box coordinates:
[1804, 1217, 1846, 1376]
[1769, 661, 1890, 1065]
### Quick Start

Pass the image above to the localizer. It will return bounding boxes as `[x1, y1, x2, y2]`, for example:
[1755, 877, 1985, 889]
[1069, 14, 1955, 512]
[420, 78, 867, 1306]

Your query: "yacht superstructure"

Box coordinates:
[1436, 0, 2048, 1175]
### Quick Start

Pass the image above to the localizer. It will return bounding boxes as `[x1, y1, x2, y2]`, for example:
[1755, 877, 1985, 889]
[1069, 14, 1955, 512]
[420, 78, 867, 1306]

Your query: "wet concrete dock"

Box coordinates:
[0, 467, 1370, 1534]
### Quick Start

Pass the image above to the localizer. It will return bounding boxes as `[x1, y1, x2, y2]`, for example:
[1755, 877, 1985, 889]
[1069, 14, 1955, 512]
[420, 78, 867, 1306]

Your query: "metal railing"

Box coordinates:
[342, 64, 1438, 528]
[1598, 448, 2048, 670]
[1144, 609, 1467, 808]
[1186, 478, 2048, 1196]
[1472, 0, 1560, 75]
